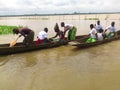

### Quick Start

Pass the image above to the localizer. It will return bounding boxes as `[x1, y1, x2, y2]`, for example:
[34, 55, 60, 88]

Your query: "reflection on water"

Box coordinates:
[0, 41, 120, 90]
[0, 15, 120, 90]
[0, 57, 10, 66]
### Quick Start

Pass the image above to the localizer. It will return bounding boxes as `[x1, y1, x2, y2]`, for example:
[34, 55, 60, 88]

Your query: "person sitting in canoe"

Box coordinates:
[97, 28, 104, 41]
[36, 27, 49, 45]
[104, 21, 117, 38]
[86, 24, 98, 43]
[61, 22, 77, 41]
[12, 27, 34, 46]
[95, 20, 103, 33]
[51, 23, 65, 42]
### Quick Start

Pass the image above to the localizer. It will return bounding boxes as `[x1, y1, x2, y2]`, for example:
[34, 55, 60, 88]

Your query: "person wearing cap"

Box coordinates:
[61, 22, 77, 41]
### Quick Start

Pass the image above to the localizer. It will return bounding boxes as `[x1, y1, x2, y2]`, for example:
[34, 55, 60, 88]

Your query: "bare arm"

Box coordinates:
[52, 33, 58, 38]
[63, 26, 70, 35]
[104, 29, 107, 33]
[20, 32, 26, 37]
[95, 33, 98, 40]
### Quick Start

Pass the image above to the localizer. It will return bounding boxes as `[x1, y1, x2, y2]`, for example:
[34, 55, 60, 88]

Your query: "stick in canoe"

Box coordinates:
[68, 41, 81, 45]
[9, 36, 20, 47]
[69, 35, 89, 45]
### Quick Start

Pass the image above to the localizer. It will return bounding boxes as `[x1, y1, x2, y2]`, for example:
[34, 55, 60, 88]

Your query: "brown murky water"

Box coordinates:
[0, 14, 120, 90]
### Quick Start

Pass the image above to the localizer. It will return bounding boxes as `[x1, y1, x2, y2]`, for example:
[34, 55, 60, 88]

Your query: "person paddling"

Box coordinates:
[12, 27, 34, 46]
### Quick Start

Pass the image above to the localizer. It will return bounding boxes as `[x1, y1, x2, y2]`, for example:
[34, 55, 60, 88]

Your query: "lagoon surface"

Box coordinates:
[0, 14, 120, 90]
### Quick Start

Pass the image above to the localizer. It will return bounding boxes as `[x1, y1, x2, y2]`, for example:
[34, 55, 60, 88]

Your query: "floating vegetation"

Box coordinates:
[85, 18, 99, 20]
[19, 17, 49, 20]
[41, 18, 49, 20]
[0, 25, 19, 35]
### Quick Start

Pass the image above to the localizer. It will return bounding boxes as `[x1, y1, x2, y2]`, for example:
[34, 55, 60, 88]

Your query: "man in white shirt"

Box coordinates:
[86, 24, 98, 43]
[61, 22, 77, 40]
[90, 27, 97, 39]
[104, 21, 117, 38]
[95, 20, 103, 33]
[36, 28, 49, 45]
[105, 21, 116, 32]
[89, 24, 97, 39]
[97, 29, 104, 41]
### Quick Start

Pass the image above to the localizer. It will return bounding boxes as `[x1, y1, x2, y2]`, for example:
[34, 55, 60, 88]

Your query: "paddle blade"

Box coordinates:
[9, 41, 17, 47]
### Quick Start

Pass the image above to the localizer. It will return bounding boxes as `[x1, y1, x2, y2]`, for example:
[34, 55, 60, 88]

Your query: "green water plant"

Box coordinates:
[0, 25, 21, 34]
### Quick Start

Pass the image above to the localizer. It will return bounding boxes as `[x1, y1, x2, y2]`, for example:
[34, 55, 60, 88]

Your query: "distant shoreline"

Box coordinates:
[0, 12, 120, 17]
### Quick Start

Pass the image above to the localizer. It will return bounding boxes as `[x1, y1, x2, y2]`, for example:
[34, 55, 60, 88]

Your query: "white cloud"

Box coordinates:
[0, 0, 120, 15]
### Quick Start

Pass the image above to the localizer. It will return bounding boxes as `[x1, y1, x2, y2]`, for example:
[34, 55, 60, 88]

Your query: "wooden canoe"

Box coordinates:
[71, 30, 120, 48]
[0, 35, 86, 55]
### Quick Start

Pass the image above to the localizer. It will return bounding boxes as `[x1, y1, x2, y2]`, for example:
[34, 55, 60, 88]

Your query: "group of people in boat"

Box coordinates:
[86, 20, 117, 43]
[12, 20, 117, 46]
[12, 22, 77, 46]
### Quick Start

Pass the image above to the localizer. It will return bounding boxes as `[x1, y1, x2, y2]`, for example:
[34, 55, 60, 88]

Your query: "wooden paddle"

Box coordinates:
[9, 36, 20, 47]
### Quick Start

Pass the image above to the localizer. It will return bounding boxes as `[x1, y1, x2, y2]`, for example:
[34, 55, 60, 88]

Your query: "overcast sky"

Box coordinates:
[0, 0, 120, 15]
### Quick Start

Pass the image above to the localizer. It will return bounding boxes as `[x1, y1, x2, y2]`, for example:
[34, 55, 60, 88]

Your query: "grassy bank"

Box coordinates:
[0, 25, 19, 34]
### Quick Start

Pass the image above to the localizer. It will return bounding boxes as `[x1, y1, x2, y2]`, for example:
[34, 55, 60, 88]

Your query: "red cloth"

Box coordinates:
[36, 39, 44, 45]
[61, 35, 65, 39]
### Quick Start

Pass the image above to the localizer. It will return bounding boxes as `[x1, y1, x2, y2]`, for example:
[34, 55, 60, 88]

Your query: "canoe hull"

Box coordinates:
[0, 41, 68, 55]
[72, 30, 120, 48]
[0, 35, 86, 55]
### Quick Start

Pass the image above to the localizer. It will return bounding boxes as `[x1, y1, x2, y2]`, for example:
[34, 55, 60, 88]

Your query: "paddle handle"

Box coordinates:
[15, 36, 20, 41]
[9, 36, 20, 47]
